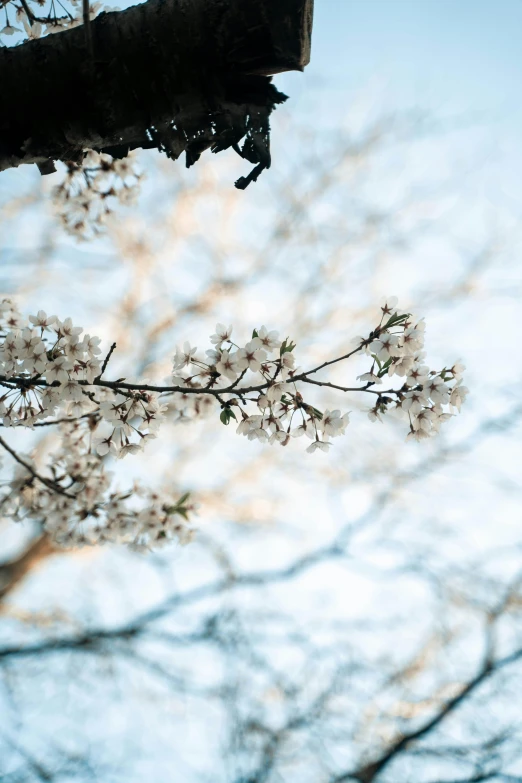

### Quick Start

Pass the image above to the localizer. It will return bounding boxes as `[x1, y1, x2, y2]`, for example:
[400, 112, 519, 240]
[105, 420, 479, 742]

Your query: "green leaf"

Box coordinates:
[220, 408, 237, 425]
[372, 354, 383, 371]
[164, 493, 190, 516]
[252, 329, 259, 339]
[280, 338, 296, 356]
[378, 358, 392, 377]
[382, 312, 411, 331]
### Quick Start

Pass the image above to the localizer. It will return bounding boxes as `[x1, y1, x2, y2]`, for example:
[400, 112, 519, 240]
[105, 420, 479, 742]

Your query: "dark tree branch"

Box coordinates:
[333, 649, 522, 783]
[0, 0, 314, 186]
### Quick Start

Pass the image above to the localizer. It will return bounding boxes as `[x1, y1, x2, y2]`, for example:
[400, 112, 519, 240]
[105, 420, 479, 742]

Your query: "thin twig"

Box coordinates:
[0, 410, 100, 428]
[95, 342, 116, 382]
[0, 435, 76, 499]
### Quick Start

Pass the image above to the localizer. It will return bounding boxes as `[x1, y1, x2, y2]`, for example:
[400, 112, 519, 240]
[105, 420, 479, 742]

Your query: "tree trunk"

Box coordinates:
[0, 0, 314, 183]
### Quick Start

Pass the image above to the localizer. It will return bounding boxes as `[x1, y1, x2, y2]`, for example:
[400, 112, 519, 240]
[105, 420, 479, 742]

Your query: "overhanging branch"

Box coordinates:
[0, 0, 314, 187]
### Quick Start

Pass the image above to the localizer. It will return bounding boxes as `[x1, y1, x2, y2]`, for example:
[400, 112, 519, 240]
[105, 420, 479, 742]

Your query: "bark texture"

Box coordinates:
[0, 0, 314, 186]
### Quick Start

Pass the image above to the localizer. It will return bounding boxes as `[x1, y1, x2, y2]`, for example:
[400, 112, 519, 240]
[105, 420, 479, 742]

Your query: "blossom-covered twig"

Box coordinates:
[0, 296, 468, 547]
[52, 152, 143, 239]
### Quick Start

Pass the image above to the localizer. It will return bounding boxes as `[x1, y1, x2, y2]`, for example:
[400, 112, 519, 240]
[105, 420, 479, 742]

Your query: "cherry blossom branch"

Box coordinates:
[0, 297, 468, 547]
[0, 435, 76, 499]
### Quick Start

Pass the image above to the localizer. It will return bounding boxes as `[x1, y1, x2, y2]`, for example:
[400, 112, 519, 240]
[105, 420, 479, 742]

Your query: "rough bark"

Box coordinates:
[0, 0, 314, 186]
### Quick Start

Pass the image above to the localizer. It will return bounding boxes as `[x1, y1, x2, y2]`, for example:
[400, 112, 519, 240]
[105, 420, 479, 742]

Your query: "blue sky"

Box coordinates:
[309, 0, 522, 121]
[2, 4, 522, 781]
[273, 0, 522, 242]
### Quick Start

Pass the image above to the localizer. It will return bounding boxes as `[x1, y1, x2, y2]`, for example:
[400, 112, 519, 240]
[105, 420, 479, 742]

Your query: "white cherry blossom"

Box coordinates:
[29, 311, 57, 330]
[306, 439, 331, 454]
[216, 350, 239, 380]
[236, 340, 267, 373]
[252, 326, 280, 353]
[210, 323, 233, 347]
[0, 299, 467, 547]
[450, 381, 469, 412]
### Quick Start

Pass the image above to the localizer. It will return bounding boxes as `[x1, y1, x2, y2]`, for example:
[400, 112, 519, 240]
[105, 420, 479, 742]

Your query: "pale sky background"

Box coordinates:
[279, 0, 522, 212]
[1, 2, 522, 781]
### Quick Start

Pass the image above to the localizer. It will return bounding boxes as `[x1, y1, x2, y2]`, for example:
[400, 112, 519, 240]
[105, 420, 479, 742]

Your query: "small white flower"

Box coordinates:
[306, 439, 331, 454]
[93, 435, 118, 456]
[83, 334, 102, 356]
[84, 358, 101, 383]
[23, 20, 42, 39]
[268, 430, 288, 445]
[252, 326, 280, 353]
[46, 356, 72, 384]
[402, 389, 428, 416]
[61, 380, 84, 402]
[173, 341, 197, 371]
[205, 348, 221, 365]
[99, 400, 126, 422]
[112, 419, 133, 437]
[450, 381, 469, 412]
[55, 317, 83, 340]
[372, 333, 402, 361]
[291, 421, 310, 438]
[339, 412, 350, 433]
[401, 326, 424, 355]
[216, 349, 239, 380]
[210, 323, 233, 347]
[29, 311, 57, 330]
[256, 394, 270, 410]
[320, 410, 344, 438]
[450, 362, 466, 380]
[357, 372, 382, 385]
[280, 352, 296, 380]
[65, 337, 86, 361]
[406, 363, 429, 385]
[15, 328, 42, 359]
[118, 443, 142, 459]
[412, 408, 437, 433]
[266, 382, 290, 403]
[1, 23, 22, 35]
[406, 428, 431, 442]
[424, 376, 450, 405]
[236, 341, 267, 373]
[389, 355, 415, 377]
[248, 427, 269, 442]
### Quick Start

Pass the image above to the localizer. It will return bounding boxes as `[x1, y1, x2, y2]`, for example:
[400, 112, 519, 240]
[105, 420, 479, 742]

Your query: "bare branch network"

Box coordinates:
[0, 296, 468, 549]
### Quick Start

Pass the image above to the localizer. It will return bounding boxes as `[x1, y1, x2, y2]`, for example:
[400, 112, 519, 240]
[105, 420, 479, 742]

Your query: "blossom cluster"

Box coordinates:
[171, 325, 351, 454]
[1, 0, 105, 42]
[0, 296, 468, 547]
[5, 420, 195, 549]
[356, 297, 469, 441]
[0, 299, 166, 459]
[169, 300, 467, 450]
[53, 152, 143, 240]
